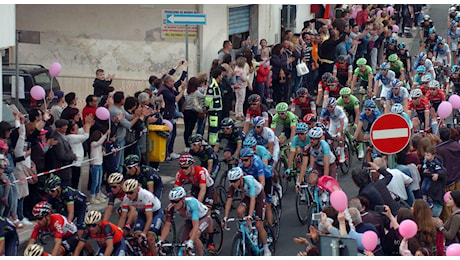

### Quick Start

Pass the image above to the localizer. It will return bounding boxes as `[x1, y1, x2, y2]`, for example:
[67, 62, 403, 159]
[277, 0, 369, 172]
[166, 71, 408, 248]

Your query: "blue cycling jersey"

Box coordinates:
[255, 145, 272, 161]
[386, 87, 409, 104]
[320, 106, 346, 122]
[434, 43, 450, 56]
[290, 135, 310, 151]
[183, 197, 209, 220]
[238, 154, 273, 179]
[374, 70, 395, 86]
[310, 140, 336, 165]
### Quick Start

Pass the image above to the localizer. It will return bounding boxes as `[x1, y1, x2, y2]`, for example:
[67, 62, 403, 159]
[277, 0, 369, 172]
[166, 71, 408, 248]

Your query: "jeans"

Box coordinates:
[183, 110, 198, 148]
[234, 87, 246, 117]
[115, 138, 126, 173]
[196, 116, 206, 136]
[254, 82, 266, 104]
[165, 120, 177, 155]
[90, 165, 103, 195]
[421, 177, 432, 196]
[17, 198, 24, 220]
[5, 174, 18, 218]
[4, 228, 18, 256]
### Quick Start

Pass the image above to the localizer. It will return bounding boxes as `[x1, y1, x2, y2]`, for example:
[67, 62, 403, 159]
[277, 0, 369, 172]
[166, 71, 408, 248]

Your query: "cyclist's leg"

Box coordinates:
[147, 209, 164, 256]
[264, 177, 273, 226]
[4, 229, 18, 256]
[255, 193, 269, 250]
[112, 239, 127, 256]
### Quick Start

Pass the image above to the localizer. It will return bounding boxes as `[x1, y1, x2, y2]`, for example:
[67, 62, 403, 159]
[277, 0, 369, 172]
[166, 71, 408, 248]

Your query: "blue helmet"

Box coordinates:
[391, 79, 402, 88]
[387, 37, 396, 45]
[418, 52, 427, 60]
[326, 97, 337, 107]
[252, 116, 265, 127]
[397, 42, 406, 50]
[428, 27, 436, 34]
[239, 147, 255, 158]
[416, 65, 426, 74]
[437, 36, 445, 44]
[380, 62, 390, 70]
[243, 137, 258, 148]
[364, 99, 376, 108]
[295, 123, 308, 133]
[452, 65, 460, 73]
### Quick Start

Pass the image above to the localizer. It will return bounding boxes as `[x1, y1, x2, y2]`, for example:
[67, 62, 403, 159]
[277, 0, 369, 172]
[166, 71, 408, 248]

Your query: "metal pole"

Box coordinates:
[185, 24, 189, 81]
[15, 31, 19, 99]
[287, 5, 291, 31]
[330, 239, 340, 256]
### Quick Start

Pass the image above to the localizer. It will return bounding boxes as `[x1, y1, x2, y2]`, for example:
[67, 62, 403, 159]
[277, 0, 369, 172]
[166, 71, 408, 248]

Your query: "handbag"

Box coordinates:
[296, 60, 309, 76]
[23, 161, 38, 184]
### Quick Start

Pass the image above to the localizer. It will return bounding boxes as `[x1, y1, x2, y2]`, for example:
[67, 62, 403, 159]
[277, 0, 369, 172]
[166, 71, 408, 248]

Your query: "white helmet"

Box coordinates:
[411, 88, 423, 98]
[391, 103, 404, 114]
[122, 178, 139, 193]
[84, 210, 102, 225]
[107, 172, 124, 184]
[421, 74, 431, 83]
[228, 167, 244, 181]
[24, 244, 44, 256]
[308, 127, 324, 139]
[169, 187, 186, 200]
[429, 80, 440, 89]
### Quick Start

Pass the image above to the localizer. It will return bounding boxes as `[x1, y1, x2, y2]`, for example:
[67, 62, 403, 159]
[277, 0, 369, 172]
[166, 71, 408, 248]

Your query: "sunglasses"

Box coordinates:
[365, 108, 374, 111]
[297, 132, 306, 136]
[181, 166, 190, 170]
[327, 105, 335, 109]
[87, 223, 98, 228]
[278, 112, 286, 116]
[230, 179, 239, 183]
[358, 65, 365, 67]
[241, 158, 251, 162]
[126, 191, 135, 195]
[110, 185, 118, 189]
[250, 103, 259, 106]
[126, 164, 137, 170]
[255, 125, 263, 128]
[49, 188, 59, 193]
[170, 200, 181, 204]
[341, 95, 349, 98]
[429, 88, 437, 90]
[191, 142, 201, 146]
[35, 216, 45, 221]
[223, 126, 233, 130]
[339, 61, 346, 64]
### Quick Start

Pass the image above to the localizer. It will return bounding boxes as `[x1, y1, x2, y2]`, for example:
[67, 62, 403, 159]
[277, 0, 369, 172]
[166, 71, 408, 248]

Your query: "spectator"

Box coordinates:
[411, 199, 438, 255]
[49, 90, 65, 125]
[183, 77, 205, 151]
[66, 117, 92, 190]
[217, 40, 249, 62]
[233, 56, 249, 120]
[433, 190, 460, 246]
[82, 95, 98, 125]
[93, 69, 114, 99]
[60, 92, 82, 128]
[351, 168, 385, 211]
[89, 129, 109, 204]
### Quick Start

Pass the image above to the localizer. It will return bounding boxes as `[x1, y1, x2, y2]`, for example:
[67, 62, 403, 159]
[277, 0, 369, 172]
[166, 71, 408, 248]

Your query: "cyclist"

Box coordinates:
[332, 55, 353, 87]
[425, 80, 446, 113]
[321, 76, 343, 106]
[246, 116, 280, 163]
[45, 175, 88, 235]
[24, 244, 49, 256]
[388, 54, 406, 82]
[414, 69, 433, 92]
[188, 133, 220, 179]
[306, 126, 337, 179]
[383, 37, 398, 61]
[243, 136, 272, 166]
[124, 154, 163, 199]
[290, 87, 317, 119]
[413, 52, 435, 79]
[0, 216, 18, 256]
[316, 72, 333, 106]
[221, 167, 271, 256]
[433, 36, 451, 77]
[448, 65, 460, 95]
[419, 15, 434, 41]
[243, 94, 270, 135]
[271, 102, 298, 142]
[408, 88, 431, 131]
[397, 42, 412, 86]
[390, 103, 413, 131]
[284, 123, 310, 179]
[103, 173, 126, 222]
[385, 79, 410, 114]
[419, 28, 438, 58]
[238, 147, 275, 225]
[214, 117, 243, 170]
[319, 97, 348, 163]
[158, 187, 212, 256]
[118, 179, 163, 256]
[350, 57, 374, 98]
[353, 99, 381, 159]
[448, 20, 460, 65]
[337, 87, 360, 128]
[27, 201, 79, 256]
[373, 62, 395, 106]
[73, 211, 126, 256]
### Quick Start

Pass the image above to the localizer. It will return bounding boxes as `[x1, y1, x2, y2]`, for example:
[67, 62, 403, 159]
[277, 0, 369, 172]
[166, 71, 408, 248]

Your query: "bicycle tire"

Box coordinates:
[270, 205, 281, 243]
[275, 157, 288, 193]
[338, 138, 352, 175]
[216, 185, 228, 212]
[211, 213, 224, 255]
[295, 188, 313, 226]
[231, 233, 248, 256]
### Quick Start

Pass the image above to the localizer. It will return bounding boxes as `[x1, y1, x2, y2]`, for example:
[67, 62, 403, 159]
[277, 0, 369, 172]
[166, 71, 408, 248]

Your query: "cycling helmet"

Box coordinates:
[364, 99, 376, 108]
[107, 172, 124, 184]
[248, 94, 261, 103]
[321, 72, 333, 82]
[243, 136, 258, 148]
[303, 113, 317, 123]
[122, 179, 139, 193]
[24, 244, 44, 256]
[32, 201, 52, 217]
[391, 103, 404, 114]
[387, 37, 396, 45]
[380, 62, 390, 70]
[356, 58, 367, 66]
[451, 20, 458, 27]
[228, 167, 244, 181]
[45, 175, 61, 191]
[252, 116, 266, 126]
[337, 55, 347, 62]
[428, 27, 436, 34]
[411, 88, 423, 98]
[339, 87, 352, 96]
[391, 79, 402, 88]
[308, 127, 323, 139]
[84, 210, 102, 225]
[124, 154, 140, 166]
[188, 133, 203, 144]
[388, 54, 398, 62]
[421, 74, 432, 82]
[418, 52, 427, 60]
[452, 65, 460, 73]
[449, 6, 456, 13]
[423, 14, 430, 20]
[179, 153, 195, 166]
[327, 76, 339, 85]
[275, 102, 289, 113]
[437, 36, 445, 44]
[296, 122, 308, 133]
[397, 42, 406, 50]
[239, 147, 255, 158]
[326, 97, 337, 107]
[430, 80, 440, 89]
[221, 117, 235, 127]
[296, 87, 308, 97]
[169, 186, 186, 201]
[416, 65, 426, 74]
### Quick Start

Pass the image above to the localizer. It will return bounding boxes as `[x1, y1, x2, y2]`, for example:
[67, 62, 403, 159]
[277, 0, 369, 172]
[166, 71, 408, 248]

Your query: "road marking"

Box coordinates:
[372, 128, 409, 140]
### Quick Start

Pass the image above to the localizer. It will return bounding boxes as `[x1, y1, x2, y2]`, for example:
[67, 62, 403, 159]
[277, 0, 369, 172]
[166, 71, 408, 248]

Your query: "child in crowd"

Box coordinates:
[89, 129, 109, 204]
[420, 146, 444, 208]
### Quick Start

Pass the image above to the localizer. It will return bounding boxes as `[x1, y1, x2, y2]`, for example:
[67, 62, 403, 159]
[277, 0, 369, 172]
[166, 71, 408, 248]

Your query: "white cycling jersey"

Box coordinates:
[122, 187, 162, 213]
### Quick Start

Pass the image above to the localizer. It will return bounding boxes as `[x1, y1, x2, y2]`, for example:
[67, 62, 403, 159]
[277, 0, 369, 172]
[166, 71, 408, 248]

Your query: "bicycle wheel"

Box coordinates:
[295, 188, 313, 226]
[231, 233, 248, 256]
[211, 214, 224, 255]
[219, 171, 229, 191]
[275, 157, 288, 193]
[216, 185, 227, 211]
[270, 205, 281, 243]
[338, 138, 352, 175]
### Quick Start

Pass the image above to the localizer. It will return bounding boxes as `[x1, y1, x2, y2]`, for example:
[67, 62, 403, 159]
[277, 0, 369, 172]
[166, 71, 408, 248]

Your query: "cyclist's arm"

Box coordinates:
[248, 196, 256, 220]
[104, 238, 115, 256]
[189, 219, 201, 242]
[197, 183, 207, 203]
[323, 155, 330, 176]
[66, 202, 75, 223]
[213, 143, 220, 154]
[287, 148, 296, 170]
[224, 188, 234, 219]
[368, 73, 374, 95]
[290, 126, 296, 142]
[118, 206, 128, 228]
[403, 98, 409, 113]
[143, 210, 153, 236]
[350, 75, 357, 90]
[147, 182, 154, 194]
[424, 109, 430, 130]
[234, 141, 242, 159]
[338, 117, 345, 134]
[73, 241, 86, 256]
[373, 78, 380, 97]
[353, 121, 363, 140]
[347, 66, 353, 86]
[243, 121, 250, 135]
[385, 99, 391, 114]
[159, 220, 171, 242]
[0, 238, 4, 256]
[299, 153, 309, 185]
[51, 237, 63, 256]
[268, 141, 274, 155]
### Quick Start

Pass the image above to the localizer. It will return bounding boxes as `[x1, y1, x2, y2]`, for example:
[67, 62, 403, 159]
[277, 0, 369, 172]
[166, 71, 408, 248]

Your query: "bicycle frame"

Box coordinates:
[226, 217, 269, 256]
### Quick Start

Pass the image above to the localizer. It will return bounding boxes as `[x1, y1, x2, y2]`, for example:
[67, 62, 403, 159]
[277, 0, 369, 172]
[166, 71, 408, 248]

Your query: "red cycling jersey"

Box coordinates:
[425, 89, 446, 103]
[79, 221, 123, 247]
[290, 97, 316, 116]
[31, 214, 77, 240]
[174, 165, 214, 188]
[408, 98, 431, 112]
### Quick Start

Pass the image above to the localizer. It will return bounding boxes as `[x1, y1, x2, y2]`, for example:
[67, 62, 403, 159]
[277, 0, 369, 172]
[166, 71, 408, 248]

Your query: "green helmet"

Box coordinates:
[388, 54, 398, 62]
[339, 87, 352, 96]
[275, 102, 289, 113]
[45, 175, 61, 192]
[124, 154, 140, 166]
[356, 58, 367, 66]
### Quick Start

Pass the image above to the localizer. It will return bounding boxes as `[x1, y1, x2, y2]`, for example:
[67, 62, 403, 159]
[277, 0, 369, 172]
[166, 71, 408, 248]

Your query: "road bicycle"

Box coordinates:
[295, 175, 330, 228]
[274, 142, 303, 195]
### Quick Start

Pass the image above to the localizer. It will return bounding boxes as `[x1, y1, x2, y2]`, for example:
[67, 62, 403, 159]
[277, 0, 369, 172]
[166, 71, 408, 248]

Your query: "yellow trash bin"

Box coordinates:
[148, 124, 170, 162]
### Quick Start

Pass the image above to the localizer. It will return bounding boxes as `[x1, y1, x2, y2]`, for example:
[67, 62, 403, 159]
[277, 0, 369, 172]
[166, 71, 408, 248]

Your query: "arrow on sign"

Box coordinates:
[166, 14, 206, 25]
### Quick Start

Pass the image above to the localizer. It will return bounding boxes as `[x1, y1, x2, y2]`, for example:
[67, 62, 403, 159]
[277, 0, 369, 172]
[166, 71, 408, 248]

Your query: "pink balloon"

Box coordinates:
[376, 10, 383, 18]
[30, 85, 46, 100]
[387, 6, 394, 15]
[361, 231, 378, 251]
[444, 191, 451, 204]
[392, 25, 399, 33]
[49, 62, 62, 77]
[446, 243, 460, 256]
[163, 119, 173, 133]
[449, 94, 460, 109]
[330, 190, 348, 212]
[95, 107, 110, 121]
[399, 219, 418, 238]
[437, 101, 453, 119]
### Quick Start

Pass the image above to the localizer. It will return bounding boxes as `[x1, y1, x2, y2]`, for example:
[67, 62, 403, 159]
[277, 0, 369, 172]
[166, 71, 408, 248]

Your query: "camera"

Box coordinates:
[312, 213, 322, 221]
[375, 205, 385, 213]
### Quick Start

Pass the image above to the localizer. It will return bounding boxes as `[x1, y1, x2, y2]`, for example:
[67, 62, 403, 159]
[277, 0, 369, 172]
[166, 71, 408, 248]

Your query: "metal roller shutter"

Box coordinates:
[228, 6, 250, 35]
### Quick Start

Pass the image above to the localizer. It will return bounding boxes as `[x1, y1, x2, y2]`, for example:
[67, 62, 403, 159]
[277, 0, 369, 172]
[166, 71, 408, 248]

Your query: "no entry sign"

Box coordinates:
[370, 113, 410, 154]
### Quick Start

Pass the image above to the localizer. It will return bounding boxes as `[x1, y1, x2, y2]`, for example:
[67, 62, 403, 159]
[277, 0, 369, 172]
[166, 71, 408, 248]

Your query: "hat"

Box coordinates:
[55, 119, 69, 128]
[0, 140, 8, 150]
[52, 90, 64, 103]
[39, 129, 48, 135]
[450, 190, 460, 207]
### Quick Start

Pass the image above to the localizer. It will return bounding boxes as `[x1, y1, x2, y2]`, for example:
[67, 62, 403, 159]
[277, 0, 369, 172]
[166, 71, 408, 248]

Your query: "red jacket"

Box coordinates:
[256, 66, 270, 83]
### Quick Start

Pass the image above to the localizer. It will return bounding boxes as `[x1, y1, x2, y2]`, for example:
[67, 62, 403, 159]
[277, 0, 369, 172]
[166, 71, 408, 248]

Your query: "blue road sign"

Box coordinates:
[166, 13, 206, 25]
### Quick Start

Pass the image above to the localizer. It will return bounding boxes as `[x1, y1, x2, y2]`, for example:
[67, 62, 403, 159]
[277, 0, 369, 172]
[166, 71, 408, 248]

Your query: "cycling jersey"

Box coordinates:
[413, 59, 434, 74]
[333, 62, 353, 86]
[319, 105, 347, 122]
[408, 98, 431, 112]
[337, 95, 360, 110]
[107, 190, 125, 206]
[374, 70, 395, 86]
[413, 72, 434, 86]
[79, 221, 124, 247]
[255, 145, 272, 162]
[425, 89, 446, 110]
[164, 196, 209, 222]
[434, 43, 450, 56]
[323, 84, 343, 99]
[121, 187, 162, 213]
[359, 110, 382, 132]
[245, 104, 270, 123]
[397, 50, 411, 71]
[270, 111, 298, 129]
[125, 165, 163, 199]
[174, 165, 214, 188]
[424, 37, 438, 54]
[386, 87, 409, 104]
[189, 142, 220, 169]
[290, 97, 316, 118]
[290, 135, 311, 152]
[47, 186, 87, 214]
[354, 65, 373, 82]
[310, 140, 336, 166]
[31, 214, 77, 240]
[228, 175, 263, 198]
[390, 60, 405, 78]
[238, 154, 274, 179]
[216, 128, 245, 146]
[246, 127, 280, 162]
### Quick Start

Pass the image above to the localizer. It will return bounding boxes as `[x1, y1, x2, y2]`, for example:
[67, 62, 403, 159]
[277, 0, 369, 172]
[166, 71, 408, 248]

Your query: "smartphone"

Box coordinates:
[363, 162, 371, 168]
[312, 213, 322, 221]
[375, 205, 385, 213]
